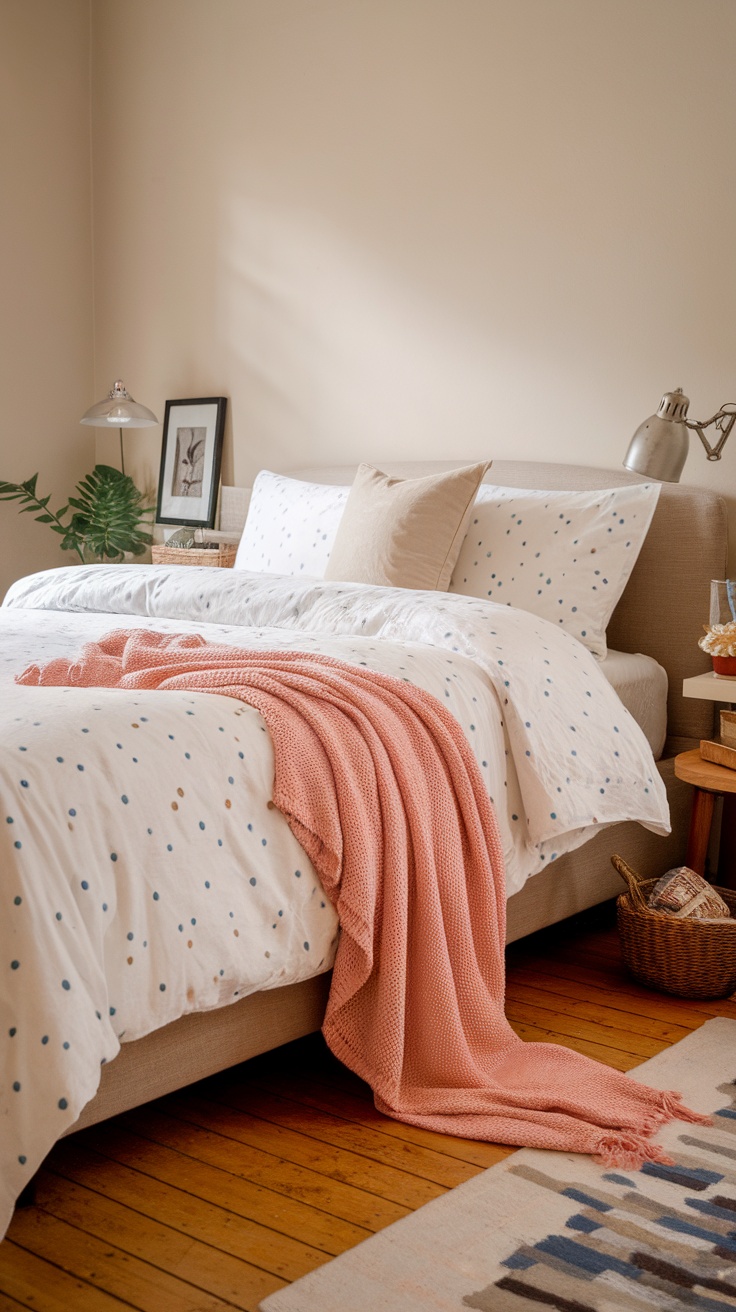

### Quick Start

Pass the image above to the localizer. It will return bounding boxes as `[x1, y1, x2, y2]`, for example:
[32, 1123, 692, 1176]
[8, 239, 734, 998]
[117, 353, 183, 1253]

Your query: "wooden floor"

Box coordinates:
[2, 903, 735, 1311]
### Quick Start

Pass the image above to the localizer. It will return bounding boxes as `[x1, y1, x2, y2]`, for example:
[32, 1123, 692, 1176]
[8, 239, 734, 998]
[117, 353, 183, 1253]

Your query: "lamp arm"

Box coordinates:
[685, 405, 736, 462]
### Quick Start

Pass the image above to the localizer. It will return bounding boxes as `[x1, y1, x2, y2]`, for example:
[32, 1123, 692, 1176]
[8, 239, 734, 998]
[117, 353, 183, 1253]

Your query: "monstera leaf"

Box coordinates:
[0, 465, 154, 563]
[63, 465, 153, 560]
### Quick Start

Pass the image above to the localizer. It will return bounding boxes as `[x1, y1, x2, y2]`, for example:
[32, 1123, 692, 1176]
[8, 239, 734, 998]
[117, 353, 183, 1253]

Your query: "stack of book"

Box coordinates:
[701, 710, 736, 770]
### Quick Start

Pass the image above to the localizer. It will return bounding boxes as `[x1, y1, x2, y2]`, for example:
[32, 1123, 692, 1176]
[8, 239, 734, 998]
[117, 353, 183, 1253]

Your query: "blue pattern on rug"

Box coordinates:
[470, 1079, 736, 1310]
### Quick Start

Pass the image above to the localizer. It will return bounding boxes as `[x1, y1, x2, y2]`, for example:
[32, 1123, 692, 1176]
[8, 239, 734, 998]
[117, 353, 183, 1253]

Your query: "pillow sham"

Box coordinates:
[323, 461, 490, 591]
[448, 481, 660, 658]
[234, 470, 349, 576]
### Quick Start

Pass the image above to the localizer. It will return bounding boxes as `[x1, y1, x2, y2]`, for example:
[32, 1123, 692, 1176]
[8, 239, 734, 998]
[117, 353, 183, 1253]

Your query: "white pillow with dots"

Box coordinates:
[449, 482, 660, 658]
[235, 471, 349, 577]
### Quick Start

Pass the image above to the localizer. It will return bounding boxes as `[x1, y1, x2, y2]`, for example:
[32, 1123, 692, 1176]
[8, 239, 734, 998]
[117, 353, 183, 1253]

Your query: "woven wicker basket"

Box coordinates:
[151, 543, 237, 568]
[612, 853, 736, 999]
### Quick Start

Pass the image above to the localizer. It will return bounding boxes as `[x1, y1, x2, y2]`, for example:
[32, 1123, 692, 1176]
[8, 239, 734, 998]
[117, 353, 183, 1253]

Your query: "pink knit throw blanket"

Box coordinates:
[18, 628, 708, 1167]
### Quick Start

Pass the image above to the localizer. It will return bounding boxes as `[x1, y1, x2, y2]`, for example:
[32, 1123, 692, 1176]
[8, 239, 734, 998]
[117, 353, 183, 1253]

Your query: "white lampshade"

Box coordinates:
[80, 380, 158, 428]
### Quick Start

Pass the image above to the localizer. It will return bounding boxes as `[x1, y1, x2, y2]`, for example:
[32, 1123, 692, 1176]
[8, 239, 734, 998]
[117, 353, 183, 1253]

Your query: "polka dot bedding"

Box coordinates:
[232, 474, 660, 662]
[234, 470, 349, 576]
[0, 564, 669, 1234]
[448, 482, 661, 658]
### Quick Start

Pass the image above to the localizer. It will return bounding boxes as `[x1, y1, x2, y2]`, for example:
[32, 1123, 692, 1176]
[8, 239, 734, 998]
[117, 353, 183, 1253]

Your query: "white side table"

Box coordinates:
[683, 671, 736, 702]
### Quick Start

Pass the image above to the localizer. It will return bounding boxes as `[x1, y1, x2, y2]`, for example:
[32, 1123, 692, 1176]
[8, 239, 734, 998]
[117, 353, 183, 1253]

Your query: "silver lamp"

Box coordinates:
[80, 380, 158, 476]
[624, 387, 736, 483]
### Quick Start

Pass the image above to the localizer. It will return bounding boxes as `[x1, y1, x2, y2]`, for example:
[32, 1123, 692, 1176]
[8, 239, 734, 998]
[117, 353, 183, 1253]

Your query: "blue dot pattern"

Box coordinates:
[234, 471, 348, 576]
[448, 483, 660, 658]
[0, 560, 669, 1232]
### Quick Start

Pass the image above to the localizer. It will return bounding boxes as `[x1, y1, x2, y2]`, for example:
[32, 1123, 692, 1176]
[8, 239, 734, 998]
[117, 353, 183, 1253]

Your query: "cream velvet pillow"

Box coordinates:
[323, 462, 490, 591]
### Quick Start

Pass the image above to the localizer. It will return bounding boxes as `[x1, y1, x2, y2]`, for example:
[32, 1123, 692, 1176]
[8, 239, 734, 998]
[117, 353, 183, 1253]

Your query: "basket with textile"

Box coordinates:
[151, 543, 237, 568]
[611, 853, 736, 999]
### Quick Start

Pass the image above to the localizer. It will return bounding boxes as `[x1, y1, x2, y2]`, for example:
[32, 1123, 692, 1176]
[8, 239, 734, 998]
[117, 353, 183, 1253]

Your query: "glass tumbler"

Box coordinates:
[710, 580, 736, 628]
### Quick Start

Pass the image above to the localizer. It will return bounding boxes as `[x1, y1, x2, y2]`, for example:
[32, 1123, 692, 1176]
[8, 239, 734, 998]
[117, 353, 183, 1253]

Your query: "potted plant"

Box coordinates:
[699, 621, 736, 676]
[0, 465, 154, 563]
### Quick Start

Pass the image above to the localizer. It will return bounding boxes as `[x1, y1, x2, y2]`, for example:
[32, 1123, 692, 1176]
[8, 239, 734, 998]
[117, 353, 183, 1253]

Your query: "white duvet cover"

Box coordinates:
[0, 564, 669, 1235]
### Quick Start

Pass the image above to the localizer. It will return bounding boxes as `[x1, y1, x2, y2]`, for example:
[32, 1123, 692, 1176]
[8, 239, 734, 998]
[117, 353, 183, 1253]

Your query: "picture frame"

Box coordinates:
[156, 396, 227, 528]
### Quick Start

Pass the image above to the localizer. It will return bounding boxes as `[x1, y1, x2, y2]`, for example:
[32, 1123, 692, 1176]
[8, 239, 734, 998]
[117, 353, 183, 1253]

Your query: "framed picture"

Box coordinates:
[156, 396, 227, 528]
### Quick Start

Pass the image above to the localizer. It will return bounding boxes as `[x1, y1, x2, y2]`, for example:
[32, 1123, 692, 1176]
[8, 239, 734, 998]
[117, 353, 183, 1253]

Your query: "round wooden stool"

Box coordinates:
[674, 748, 736, 887]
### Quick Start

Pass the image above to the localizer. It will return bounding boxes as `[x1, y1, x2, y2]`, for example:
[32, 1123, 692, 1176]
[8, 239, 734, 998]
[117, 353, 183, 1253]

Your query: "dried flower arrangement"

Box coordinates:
[699, 621, 736, 659]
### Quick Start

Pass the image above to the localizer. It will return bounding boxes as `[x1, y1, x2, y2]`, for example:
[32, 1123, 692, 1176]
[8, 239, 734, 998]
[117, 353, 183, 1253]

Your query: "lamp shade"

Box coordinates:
[80, 380, 158, 428]
[623, 388, 690, 483]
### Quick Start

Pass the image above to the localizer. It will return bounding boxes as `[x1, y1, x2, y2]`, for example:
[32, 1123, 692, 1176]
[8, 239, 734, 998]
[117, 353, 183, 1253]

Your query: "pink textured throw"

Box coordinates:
[18, 629, 709, 1166]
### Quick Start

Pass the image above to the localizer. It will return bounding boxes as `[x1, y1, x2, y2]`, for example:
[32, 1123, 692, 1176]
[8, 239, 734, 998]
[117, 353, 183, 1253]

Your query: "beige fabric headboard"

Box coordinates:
[239, 461, 728, 750]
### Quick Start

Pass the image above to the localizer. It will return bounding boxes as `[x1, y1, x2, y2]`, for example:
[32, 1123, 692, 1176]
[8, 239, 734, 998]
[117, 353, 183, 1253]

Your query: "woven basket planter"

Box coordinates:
[612, 854, 736, 999]
[151, 544, 237, 568]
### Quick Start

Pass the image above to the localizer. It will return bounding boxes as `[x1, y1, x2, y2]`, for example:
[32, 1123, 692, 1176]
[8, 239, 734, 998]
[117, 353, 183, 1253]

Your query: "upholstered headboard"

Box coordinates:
[235, 461, 727, 751]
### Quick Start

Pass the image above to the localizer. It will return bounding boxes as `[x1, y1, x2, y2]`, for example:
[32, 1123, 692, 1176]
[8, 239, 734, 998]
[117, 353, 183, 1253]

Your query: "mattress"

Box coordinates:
[599, 649, 668, 760]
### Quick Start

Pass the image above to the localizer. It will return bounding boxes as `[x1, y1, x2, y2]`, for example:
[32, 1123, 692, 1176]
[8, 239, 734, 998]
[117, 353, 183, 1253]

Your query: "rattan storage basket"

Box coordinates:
[612, 853, 736, 999]
[151, 543, 237, 568]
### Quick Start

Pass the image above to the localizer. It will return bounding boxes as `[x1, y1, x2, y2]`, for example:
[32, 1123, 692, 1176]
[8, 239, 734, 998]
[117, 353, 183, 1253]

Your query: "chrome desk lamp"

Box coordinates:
[624, 388, 736, 482]
[80, 380, 158, 476]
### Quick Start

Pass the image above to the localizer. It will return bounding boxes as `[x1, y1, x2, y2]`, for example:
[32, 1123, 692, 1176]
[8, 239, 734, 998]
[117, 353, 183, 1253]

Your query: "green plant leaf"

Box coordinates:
[60, 464, 154, 562]
[0, 463, 154, 564]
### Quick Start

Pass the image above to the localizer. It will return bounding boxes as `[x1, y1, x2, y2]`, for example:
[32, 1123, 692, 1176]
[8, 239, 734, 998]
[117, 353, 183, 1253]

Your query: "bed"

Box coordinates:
[0, 457, 726, 1237]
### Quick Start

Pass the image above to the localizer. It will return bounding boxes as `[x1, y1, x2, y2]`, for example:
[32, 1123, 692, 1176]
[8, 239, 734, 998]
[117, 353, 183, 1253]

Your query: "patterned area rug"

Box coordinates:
[260, 1018, 736, 1311]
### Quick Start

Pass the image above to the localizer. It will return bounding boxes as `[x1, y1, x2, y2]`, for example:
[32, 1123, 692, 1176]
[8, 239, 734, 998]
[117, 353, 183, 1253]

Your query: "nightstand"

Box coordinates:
[674, 749, 736, 887]
[683, 671, 736, 703]
[678, 672, 736, 889]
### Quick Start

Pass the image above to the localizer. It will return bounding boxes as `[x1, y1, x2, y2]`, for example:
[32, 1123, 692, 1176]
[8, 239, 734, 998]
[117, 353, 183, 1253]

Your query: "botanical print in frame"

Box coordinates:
[156, 397, 227, 528]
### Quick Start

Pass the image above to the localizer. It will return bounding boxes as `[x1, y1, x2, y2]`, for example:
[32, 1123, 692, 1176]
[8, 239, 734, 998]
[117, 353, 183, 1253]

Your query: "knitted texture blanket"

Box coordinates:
[18, 628, 708, 1167]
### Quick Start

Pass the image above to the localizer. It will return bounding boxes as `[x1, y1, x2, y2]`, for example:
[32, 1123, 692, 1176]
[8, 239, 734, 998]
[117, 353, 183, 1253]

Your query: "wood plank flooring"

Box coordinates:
[3, 902, 735, 1311]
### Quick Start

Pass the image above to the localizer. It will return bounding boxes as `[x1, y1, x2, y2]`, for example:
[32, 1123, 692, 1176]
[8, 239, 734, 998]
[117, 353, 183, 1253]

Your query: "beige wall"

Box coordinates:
[90, 0, 736, 566]
[3, 1, 735, 594]
[0, 0, 94, 599]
